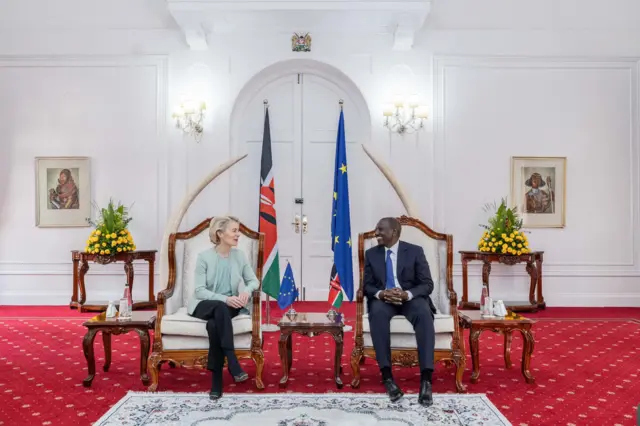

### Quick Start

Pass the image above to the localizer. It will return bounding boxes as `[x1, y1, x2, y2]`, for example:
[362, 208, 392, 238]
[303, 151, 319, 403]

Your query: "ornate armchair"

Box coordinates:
[148, 218, 265, 391]
[350, 216, 466, 392]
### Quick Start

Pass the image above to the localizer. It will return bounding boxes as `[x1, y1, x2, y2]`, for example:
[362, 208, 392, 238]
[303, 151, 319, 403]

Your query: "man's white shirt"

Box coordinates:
[375, 241, 413, 301]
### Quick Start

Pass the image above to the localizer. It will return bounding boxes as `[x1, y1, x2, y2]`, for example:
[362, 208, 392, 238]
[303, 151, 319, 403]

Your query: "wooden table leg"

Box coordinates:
[287, 333, 292, 372]
[470, 328, 483, 384]
[519, 326, 535, 384]
[147, 257, 156, 304]
[102, 332, 112, 372]
[504, 331, 513, 369]
[82, 328, 99, 387]
[333, 331, 344, 389]
[535, 256, 546, 309]
[525, 261, 538, 306]
[78, 260, 90, 305]
[124, 260, 134, 292]
[70, 256, 79, 308]
[135, 329, 151, 386]
[460, 257, 469, 307]
[482, 261, 492, 292]
[278, 331, 292, 388]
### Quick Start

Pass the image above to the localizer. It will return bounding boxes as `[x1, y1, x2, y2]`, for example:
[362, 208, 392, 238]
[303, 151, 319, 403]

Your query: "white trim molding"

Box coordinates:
[433, 55, 640, 271]
[0, 54, 169, 261]
[167, 0, 431, 51]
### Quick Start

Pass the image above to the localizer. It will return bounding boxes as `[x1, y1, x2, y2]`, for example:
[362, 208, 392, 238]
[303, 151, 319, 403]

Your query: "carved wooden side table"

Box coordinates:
[458, 310, 535, 385]
[70, 250, 157, 312]
[459, 250, 545, 312]
[82, 310, 156, 387]
[277, 312, 345, 389]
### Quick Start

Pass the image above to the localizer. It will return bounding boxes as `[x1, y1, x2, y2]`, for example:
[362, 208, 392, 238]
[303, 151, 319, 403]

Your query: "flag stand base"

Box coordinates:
[327, 308, 352, 331]
[262, 295, 280, 332]
[261, 323, 280, 332]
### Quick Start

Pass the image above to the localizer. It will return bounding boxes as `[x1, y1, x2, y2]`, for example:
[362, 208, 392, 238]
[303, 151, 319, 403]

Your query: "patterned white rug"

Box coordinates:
[95, 392, 511, 425]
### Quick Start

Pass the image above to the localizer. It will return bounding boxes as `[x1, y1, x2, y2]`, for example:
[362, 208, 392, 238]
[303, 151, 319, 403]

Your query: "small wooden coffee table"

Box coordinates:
[458, 310, 536, 384]
[82, 310, 156, 387]
[277, 312, 345, 389]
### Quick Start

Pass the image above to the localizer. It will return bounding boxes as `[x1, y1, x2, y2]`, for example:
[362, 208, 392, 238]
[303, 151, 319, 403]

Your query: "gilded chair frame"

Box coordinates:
[148, 218, 265, 391]
[350, 216, 466, 392]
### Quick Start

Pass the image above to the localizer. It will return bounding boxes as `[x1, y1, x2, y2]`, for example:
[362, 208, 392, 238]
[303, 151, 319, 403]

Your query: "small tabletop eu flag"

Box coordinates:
[277, 262, 298, 310]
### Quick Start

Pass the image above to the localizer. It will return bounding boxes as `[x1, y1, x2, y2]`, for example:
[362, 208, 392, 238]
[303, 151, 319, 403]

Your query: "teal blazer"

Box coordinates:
[187, 248, 260, 315]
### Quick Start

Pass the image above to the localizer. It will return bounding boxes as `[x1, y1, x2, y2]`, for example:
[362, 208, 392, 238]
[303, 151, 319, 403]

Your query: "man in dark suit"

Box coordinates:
[363, 217, 436, 407]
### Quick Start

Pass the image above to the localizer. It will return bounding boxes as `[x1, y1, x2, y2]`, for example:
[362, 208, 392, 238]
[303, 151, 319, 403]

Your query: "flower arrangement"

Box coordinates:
[478, 198, 530, 255]
[85, 199, 136, 255]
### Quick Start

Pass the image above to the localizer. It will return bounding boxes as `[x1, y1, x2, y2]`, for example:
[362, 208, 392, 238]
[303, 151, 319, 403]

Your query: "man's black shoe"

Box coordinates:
[417, 379, 433, 407]
[383, 378, 404, 402]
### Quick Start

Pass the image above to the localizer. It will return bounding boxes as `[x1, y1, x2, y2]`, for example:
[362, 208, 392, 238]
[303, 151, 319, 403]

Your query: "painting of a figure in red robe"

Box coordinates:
[510, 156, 566, 228]
[47, 168, 80, 209]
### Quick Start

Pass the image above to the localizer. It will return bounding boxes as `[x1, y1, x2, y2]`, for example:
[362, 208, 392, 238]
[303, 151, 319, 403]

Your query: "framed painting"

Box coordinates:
[510, 156, 566, 228]
[35, 157, 91, 227]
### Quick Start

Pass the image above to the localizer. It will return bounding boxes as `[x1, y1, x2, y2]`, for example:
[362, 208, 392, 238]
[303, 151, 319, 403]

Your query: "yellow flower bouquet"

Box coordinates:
[85, 199, 136, 255]
[478, 198, 530, 255]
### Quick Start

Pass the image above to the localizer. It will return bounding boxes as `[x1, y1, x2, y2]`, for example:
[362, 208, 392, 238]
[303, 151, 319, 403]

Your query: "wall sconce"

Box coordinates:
[172, 99, 206, 142]
[383, 94, 428, 135]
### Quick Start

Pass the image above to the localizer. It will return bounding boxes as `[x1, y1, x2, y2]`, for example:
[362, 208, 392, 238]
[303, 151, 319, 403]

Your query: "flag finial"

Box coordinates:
[339, 99, 344, 110]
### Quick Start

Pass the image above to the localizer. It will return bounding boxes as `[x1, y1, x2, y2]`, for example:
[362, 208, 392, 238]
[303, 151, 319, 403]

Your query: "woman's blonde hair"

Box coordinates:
[209, 215, 241, 245]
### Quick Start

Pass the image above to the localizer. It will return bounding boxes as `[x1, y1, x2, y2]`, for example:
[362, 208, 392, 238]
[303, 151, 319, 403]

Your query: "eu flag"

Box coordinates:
[277, 262, 298, 310]
[328, 107, 354, 308]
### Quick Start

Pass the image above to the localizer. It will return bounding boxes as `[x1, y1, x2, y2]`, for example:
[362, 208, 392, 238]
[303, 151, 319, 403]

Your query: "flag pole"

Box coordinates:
[328, 99, 352, 331]
[260, 98, 280, 333]
[338, 99, 353, 332]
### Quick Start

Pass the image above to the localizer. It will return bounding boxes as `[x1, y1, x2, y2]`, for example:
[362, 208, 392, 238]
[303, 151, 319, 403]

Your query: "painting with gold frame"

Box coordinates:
[510, 156, 566, 228]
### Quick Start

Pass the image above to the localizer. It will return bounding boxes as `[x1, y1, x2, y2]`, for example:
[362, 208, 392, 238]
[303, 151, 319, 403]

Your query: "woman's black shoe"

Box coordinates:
[210, 369, 223, 399]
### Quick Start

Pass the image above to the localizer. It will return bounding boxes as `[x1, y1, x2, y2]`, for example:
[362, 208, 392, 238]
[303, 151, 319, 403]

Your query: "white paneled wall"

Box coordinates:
[0, 0, 639, 306]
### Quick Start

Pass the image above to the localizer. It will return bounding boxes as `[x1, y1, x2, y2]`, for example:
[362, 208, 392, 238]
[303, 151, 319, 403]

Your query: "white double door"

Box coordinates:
[230, 72, 369, 300]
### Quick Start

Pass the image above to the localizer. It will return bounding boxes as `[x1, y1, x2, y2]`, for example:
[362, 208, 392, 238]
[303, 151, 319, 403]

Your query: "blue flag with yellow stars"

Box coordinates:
[328, 107, 354, 308]
[277, 262, 298, 310]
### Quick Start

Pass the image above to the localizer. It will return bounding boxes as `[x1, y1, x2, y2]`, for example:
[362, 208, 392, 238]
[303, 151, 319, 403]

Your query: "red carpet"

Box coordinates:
[0, 305, 639, 425]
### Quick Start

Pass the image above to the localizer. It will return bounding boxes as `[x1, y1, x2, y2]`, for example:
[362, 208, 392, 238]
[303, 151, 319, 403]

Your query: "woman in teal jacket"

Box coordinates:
[188, 216, 260, 399]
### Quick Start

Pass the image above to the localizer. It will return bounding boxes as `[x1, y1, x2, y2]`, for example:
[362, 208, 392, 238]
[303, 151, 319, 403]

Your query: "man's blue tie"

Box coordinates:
[385, 250, 395, 289]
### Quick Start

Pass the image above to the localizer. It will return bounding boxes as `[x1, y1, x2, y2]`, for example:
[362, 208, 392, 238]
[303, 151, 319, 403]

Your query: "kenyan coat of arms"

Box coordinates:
[291, 32, 312, 52]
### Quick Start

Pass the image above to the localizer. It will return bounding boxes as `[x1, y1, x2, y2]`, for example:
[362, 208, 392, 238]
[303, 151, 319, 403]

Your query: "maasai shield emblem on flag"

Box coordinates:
[259, 108, 281, 299]
[328, 107, 354, 308]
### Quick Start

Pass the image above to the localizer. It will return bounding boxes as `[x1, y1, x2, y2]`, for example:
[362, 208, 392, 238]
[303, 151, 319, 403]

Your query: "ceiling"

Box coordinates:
[0, 0, 638, 51]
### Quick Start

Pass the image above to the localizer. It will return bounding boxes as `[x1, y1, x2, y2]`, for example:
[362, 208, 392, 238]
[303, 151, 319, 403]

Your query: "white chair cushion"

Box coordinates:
[363, 332, 452, 350]
[162, 333, 253, 351]
[161, 307, 253, 338]
[362, 313, 455, 334]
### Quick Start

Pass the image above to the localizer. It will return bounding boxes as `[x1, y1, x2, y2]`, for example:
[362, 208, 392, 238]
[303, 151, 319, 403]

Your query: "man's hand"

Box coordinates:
[380, 288, 405, 305]
[382, 288, 409, 305]
[226, 296, 244, 309]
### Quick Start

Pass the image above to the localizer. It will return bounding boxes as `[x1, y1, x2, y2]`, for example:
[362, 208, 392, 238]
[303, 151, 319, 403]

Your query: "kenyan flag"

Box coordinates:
[328, 264, 344, 308]
[259, 108, 281, 299]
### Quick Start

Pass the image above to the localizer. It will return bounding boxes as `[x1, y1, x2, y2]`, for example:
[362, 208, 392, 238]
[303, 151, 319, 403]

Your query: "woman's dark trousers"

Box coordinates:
[192, 300, 242, 376]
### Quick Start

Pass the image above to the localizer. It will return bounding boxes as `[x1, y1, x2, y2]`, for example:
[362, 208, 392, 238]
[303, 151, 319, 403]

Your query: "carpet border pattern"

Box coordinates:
[95, 391, 512, 426]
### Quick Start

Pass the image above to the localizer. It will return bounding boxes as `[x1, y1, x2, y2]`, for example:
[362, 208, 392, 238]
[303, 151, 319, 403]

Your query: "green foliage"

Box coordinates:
[84, 198, 136, 255]
[86, 198, 133, 234]
[477, 197, 530, 255]
[478, 197, 523, 235]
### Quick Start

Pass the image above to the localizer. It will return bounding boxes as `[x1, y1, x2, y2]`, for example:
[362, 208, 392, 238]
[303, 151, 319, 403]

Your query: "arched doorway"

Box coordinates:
[229, 59, 372, 300]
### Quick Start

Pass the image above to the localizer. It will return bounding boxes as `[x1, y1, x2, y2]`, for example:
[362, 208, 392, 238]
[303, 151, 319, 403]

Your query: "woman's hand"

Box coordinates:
[226, 296, 244, 309]
[238, 292, 250, 306]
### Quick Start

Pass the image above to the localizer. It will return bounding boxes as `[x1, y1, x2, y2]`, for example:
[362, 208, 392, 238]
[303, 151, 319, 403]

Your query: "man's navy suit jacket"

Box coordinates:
[363, 240, 437, 315]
